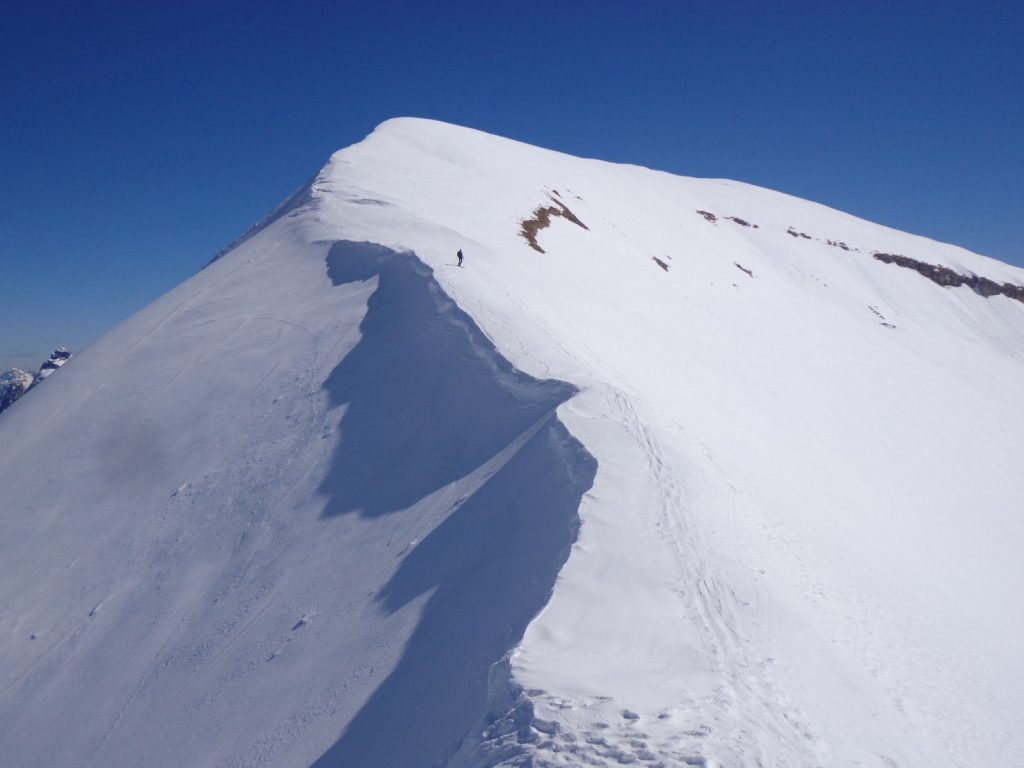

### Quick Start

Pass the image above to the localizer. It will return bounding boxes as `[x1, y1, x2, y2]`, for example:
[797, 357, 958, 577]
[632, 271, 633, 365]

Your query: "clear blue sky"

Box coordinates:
[2, 1, 1022, 370]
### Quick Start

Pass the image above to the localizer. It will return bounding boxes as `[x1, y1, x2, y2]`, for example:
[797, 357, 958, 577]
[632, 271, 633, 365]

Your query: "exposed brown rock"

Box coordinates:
[872, 252, 1024, 304]
[520, 195, 589, 253]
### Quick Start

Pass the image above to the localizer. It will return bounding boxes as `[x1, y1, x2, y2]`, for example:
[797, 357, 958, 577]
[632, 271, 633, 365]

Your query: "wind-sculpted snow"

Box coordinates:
[312, 241, 595, 766]
[320, 241, 580, 517]
[0, 233, 593, 768]
[2, 118, 1023, 768]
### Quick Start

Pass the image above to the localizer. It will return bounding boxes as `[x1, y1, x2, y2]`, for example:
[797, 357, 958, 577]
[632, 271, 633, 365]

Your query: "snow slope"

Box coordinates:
[1, 118, 1022, 768]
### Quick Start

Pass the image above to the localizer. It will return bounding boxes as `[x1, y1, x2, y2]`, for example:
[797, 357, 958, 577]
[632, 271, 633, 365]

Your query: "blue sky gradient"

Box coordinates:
[2, 1, 1022, 369]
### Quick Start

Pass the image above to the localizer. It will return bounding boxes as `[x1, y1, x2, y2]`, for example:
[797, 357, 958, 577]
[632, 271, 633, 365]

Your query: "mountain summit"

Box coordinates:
[1, 119, 1021, 768]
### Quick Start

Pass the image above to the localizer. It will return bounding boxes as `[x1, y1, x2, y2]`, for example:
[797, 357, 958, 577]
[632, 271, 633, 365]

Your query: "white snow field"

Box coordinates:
[1, 119, 1022, 768]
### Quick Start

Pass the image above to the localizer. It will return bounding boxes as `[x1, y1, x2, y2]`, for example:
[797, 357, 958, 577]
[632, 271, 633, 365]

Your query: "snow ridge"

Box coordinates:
[1, 118, 1022, 768]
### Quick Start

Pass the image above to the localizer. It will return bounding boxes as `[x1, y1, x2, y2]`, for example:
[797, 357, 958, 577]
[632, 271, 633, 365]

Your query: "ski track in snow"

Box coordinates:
[451, 388, 831, 768]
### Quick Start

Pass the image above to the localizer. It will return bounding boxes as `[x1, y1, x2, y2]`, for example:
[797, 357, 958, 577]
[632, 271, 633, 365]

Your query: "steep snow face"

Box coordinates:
[2, 119, 1023, 768]
[0, 237, 592, 768]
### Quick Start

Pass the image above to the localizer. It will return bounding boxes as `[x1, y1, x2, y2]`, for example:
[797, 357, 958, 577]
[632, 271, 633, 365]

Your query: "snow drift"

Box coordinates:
[1, 118, 1022, 768]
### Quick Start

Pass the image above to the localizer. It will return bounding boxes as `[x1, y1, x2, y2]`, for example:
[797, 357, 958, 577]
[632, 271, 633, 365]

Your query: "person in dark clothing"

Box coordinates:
[456, 249, 464, 267]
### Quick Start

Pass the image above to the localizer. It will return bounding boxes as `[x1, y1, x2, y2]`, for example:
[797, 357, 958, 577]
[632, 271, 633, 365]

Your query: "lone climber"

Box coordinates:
[456, 249, 464, 267]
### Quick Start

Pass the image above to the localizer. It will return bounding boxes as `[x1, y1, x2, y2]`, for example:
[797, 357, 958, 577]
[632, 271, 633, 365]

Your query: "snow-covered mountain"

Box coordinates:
[35, 346, 72, 381]
[0, 347, 72, 415]
[0, 368, 34, 414]
[1, 119, 1021, 768]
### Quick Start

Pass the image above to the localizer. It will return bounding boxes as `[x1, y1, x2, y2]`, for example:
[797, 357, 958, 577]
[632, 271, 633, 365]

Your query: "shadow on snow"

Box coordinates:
[311, 242, 596, 767]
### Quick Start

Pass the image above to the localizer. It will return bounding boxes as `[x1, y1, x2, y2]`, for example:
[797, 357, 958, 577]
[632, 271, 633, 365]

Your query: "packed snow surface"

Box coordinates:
[1, 118, 1022, 768]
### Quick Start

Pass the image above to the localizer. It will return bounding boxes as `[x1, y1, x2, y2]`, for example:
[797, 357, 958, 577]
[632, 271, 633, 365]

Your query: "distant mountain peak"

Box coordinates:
[0, 368, 34, 414]
[0, 347, 72, 414]
[36, 346, 72, 380]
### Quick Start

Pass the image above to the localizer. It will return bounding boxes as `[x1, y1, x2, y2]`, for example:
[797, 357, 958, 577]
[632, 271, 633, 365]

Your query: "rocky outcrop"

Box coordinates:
[36, 347, 72, 380]
[872, 253, 1024, 304]
[520, 194, 589, 254]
